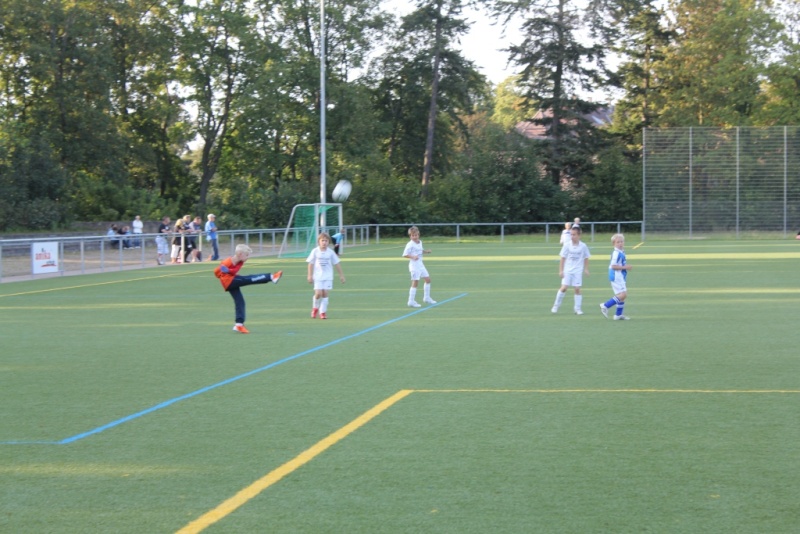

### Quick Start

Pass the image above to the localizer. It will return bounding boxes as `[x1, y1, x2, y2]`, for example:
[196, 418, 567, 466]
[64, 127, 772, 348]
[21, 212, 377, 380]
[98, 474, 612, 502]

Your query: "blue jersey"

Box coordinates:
[609, 248, 627, 282]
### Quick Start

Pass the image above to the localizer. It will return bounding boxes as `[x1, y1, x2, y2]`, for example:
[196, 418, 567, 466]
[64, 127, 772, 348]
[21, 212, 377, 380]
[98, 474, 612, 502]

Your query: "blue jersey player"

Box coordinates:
[600, 234, 632, 320]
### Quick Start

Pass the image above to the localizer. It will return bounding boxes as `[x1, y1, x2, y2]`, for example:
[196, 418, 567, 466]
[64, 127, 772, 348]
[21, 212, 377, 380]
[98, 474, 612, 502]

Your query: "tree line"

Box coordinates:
[0, 0, 797, 231]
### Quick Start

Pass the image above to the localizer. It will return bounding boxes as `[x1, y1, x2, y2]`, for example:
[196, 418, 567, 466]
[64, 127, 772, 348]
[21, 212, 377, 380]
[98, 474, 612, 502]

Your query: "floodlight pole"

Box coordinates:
[319, 0, 327, 205]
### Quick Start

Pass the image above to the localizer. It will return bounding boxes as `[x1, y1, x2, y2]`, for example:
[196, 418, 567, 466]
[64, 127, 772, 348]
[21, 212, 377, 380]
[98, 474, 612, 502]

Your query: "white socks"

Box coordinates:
[408, 287, 417, 303]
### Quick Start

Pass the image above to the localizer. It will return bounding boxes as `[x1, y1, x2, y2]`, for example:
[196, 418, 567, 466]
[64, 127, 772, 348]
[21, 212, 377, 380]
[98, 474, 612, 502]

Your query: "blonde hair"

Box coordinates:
[408, 225, 420, 236]
[318, 232, 331, 242]
[611, 233, 625, 244]
[235, 244, 252, 255]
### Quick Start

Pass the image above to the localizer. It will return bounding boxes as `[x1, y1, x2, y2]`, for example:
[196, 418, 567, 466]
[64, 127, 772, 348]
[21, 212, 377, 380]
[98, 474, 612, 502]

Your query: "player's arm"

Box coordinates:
[583, 258, 589, 275]
[335, 263, 346, 283]
[403, 248, 418, 261]
[558, 256, 566, 277]
[307, 261, 314, 283]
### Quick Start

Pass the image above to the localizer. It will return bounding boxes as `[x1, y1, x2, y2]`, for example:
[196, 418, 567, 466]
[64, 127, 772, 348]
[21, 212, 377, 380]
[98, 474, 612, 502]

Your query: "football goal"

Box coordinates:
[278, 203, 343, 258]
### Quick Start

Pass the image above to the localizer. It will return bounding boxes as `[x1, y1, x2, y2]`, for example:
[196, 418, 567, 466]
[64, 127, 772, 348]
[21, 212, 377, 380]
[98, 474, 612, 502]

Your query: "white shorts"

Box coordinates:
[611, 279, 627, 295]
[410, 267, 430, 281]
[561, 272, 583, 287]
[314, 280, 333, 291]
[156, 236, 169, 255]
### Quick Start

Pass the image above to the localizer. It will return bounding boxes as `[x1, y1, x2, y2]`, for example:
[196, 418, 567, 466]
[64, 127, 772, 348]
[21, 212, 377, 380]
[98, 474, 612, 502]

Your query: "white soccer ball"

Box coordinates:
[332, 180, 353, 202]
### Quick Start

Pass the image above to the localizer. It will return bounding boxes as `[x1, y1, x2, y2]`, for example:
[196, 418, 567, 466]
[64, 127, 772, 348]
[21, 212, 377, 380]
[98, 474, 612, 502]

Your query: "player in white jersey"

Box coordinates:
[402, 226, 436, 307]
[551, 225, 591, 315]
[306, 232, 346, 319]
[600, 233, 631, 320]
[559, 222, 572, 246]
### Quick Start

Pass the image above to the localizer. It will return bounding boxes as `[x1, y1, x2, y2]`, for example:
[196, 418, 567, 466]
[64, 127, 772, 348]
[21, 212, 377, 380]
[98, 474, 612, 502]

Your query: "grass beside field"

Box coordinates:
[1, 238, 800, 533]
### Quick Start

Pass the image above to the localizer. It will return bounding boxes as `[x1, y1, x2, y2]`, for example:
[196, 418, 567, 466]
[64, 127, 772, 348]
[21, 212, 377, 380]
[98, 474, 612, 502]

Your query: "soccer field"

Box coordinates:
[2, 238, 799, 532]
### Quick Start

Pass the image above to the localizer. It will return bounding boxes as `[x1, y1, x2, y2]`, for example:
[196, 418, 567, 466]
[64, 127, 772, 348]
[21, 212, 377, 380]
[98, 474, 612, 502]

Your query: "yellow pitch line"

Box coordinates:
[413, 388, 800, 394]
[176, 389, 414, 534]
[633, 242, 645, 249]
[0, 271, 198, 298]
[177, 386, 800, 532]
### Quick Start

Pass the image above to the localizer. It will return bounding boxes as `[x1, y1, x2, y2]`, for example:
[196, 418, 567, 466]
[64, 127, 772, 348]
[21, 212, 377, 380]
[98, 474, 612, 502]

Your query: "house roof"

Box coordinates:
[515, 106, 614, 140]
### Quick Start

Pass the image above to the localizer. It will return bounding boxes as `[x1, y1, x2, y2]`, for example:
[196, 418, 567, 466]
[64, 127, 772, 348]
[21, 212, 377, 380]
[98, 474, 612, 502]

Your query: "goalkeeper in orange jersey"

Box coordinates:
[214, 244, 282, 333]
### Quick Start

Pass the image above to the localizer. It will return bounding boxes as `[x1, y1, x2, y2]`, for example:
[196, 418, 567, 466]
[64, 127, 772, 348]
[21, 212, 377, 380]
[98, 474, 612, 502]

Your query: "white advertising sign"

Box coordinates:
[32, 242, 60, 275]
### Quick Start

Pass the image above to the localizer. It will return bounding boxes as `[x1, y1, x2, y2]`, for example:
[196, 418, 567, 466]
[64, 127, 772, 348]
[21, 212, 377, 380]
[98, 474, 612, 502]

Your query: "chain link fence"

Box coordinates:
[643, 126, 800, 238]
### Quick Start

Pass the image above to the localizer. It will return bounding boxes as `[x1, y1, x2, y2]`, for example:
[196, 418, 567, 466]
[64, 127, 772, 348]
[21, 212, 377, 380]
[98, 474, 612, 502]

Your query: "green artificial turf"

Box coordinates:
[1, 238, 799, 533]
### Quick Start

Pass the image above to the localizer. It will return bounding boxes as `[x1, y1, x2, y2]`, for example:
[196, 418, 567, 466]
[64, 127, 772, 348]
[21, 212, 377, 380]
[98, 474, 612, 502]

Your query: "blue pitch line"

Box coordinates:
[1, 293, 467, 446]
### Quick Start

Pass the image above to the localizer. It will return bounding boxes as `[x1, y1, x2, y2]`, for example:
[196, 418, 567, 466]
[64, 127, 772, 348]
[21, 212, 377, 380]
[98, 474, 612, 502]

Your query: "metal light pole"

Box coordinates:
[319, 0, 327, 204]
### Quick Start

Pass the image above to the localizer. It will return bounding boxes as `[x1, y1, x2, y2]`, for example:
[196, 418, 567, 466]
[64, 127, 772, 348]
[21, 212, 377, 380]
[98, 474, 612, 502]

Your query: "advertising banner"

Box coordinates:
[32, 242, 60, 275]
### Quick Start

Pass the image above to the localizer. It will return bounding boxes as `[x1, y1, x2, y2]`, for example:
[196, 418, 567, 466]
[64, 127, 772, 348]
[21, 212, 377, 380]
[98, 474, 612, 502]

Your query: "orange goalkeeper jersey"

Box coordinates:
[214, 257, 244, 290]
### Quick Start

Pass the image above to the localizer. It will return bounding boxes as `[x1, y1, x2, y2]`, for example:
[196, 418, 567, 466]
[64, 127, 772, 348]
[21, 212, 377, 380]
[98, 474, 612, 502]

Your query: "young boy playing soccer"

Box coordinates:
[402, 226, 436, 307]
[600, 233, 632, 320]
[306, 232, 346, 319]
[551, 225, 591, 315]
[214, 244, 282, 333]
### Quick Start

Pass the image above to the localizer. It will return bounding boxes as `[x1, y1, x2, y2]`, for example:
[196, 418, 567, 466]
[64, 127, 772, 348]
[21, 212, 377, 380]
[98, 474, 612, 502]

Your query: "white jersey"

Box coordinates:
[559, 229, 571, 245]
[402, 239, 426, 272]
[306, 247, 340, 281]
[559, 240, 591, 275]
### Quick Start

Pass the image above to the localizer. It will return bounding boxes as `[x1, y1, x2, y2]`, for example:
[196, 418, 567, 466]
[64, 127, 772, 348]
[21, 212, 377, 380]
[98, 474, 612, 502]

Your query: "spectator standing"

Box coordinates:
[205, 214, 220, 261]
[171, 216, 186, 264]
[156, 216, 171, 265]
[188, 216, 203, 262]
[132, 215, 144, 248]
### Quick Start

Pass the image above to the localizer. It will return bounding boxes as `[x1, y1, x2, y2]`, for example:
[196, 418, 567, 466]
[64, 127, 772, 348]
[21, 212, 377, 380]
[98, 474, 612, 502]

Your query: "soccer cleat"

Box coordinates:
[613, 315, 630, 321]
[233, 324, 250, 333]
[423, 298, 437, 304]
[551, 306, 558, 314]
[311, 308, 318, 318]
[408, 301, 421, 308]
[600, 304, 609, 319]
[575, 309, 584, 315]
[319, 312, 327, 320]
[271, 270, 283, 284]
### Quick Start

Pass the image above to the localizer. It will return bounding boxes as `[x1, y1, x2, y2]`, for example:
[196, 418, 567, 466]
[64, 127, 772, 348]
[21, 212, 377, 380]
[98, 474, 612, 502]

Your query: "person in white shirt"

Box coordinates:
[551, 225, 591, 315]
[559, 222, 572, 246]
[402, 226, 436, 307]
[306, 232, 346, 319]
[131, 215, 144, 248]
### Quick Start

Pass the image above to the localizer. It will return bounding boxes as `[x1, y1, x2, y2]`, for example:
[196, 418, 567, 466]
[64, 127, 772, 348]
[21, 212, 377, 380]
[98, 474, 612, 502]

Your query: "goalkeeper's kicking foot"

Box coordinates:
[233, 324, 250, 334]
[271, 270, 283, 284]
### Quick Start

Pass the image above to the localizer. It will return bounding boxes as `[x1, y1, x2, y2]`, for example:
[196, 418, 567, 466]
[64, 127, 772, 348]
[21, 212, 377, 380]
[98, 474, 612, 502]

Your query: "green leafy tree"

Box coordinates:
[759, 0, 800, 124]
[370, 0, 485, 191]
[173, 0, 277, 214]
[493, 0, 611, 186]
[607, 0, 673, 153]
[653, 0, 780, 127]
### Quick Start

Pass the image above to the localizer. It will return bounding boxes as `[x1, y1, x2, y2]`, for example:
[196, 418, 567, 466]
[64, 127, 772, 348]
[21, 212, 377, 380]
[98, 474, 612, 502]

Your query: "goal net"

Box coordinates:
[278, 203, 343, 258]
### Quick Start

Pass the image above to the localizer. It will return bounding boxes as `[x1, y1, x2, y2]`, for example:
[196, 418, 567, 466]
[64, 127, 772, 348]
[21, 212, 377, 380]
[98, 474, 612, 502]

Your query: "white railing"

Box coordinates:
[1, 222, 640, 283]
[0, 226, 373, 283]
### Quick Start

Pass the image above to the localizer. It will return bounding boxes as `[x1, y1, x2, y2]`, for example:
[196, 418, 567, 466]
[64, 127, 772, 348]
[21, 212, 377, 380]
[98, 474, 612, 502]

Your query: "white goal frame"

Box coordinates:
[278, 203, 343, 258]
